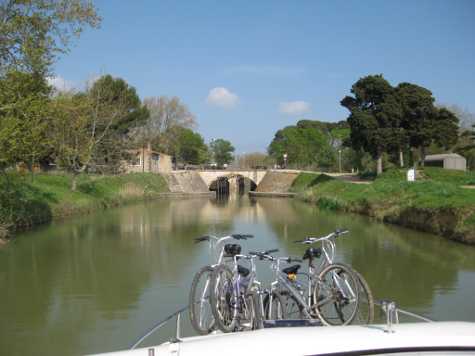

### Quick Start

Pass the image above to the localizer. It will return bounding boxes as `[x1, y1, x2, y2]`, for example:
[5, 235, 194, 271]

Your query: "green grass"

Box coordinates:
[290, 172, 334, 192]
[421, 167, 475, 185]
[0, 172, 169, 237]
[297, 167, 475, 243]
[309, 178, 475, 209]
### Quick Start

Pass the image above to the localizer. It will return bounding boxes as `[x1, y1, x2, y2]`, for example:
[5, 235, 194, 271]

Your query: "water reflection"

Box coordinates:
[0, 196, 474, 355]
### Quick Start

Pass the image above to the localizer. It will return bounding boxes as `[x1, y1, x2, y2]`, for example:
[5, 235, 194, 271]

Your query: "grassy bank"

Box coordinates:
[293, 168, 475, 244]
[0, 172, 170, 239]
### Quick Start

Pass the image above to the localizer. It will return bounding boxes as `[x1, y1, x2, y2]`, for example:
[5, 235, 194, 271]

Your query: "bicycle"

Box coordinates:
[209, 249, 277, 332]
[255, 249, 360, 326]
[294, 229, 374, 325]
[188, 233, 253, 334]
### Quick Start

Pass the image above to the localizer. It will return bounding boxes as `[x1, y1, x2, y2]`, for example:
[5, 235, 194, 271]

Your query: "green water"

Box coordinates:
[1, 196, 475, 355]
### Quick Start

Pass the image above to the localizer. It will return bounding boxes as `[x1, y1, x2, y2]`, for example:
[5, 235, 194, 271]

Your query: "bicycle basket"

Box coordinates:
[303, 247, 322, 260]
[224, 243, 242, 257]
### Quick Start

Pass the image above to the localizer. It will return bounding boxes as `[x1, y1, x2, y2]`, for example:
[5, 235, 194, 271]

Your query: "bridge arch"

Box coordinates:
[197, 170, 267, 190]
[208, 173, 257, 194]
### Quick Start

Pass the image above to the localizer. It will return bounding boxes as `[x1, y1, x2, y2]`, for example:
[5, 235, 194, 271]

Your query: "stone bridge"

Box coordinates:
[197, 170, 268, 188]
[165, 169, 306, 194]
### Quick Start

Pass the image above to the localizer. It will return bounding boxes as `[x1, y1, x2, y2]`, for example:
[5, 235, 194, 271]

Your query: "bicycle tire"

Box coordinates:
[262, 291, 286, 320]
[209, 264, 238, 333]
[351, 269, 375, 325]
[189, 265, 215, 335]
[272, 290, 306, 320]
[312, 263, 359, 326]
[241, 291, 261, 331]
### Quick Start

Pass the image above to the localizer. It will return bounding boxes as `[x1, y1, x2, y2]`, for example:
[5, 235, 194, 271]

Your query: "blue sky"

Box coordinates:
[52, 0, 475, 153]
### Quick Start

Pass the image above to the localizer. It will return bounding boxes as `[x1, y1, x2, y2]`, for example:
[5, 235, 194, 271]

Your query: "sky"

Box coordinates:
[51, 0, 475, 153]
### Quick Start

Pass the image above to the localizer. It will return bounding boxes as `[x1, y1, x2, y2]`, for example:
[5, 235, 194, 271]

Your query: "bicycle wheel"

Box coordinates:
[352, 269, 374, 325]
[312, 263, 359, 326]
[189, 265, 215, 335]
[274, 290, 306, 320]
[263, 291, 285, 320]
[209, 264, 238, 333]
[240, 291, 261, 331]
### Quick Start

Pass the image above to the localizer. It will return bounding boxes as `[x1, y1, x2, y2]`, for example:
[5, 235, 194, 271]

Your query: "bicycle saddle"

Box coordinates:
[282, 264, 300, 275]
[238, 265, 250, 277]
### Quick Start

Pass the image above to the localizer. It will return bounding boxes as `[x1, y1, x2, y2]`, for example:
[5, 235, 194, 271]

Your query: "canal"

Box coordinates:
[1, 196, 475, 355]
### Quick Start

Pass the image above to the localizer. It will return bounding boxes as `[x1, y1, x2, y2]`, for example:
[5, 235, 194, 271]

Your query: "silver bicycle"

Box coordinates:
[188, 233, 253, 334]
[209, 249, 276, 332]
[258, 247, 360, 325]
[293, 229, 374, 325]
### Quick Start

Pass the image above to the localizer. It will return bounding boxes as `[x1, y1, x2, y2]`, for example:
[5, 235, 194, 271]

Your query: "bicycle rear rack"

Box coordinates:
[377, 300, 433, 333]
[130, 306, 188, 350]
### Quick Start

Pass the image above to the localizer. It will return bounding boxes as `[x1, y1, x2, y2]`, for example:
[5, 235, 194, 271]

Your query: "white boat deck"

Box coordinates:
[91, 322, 475, 356]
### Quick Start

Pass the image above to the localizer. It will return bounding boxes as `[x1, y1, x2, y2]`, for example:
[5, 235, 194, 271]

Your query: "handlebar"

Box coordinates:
[294, 229, 349, 244]
[249, 248, 279, 260]
[194, 233, 254, 244]
[231, 234, 254, 240]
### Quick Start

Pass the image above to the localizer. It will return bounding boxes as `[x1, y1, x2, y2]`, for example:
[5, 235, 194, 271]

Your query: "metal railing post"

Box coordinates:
[176, 312, 181, 340]
[381, 300, 398, 333]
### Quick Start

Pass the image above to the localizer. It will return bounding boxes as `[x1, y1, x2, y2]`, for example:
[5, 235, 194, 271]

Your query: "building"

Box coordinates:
[124, 144, 172, 173]
[424, 153, 467, 171]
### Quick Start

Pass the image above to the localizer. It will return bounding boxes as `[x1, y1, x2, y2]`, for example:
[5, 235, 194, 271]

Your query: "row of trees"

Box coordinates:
[268, 75, 475, 174]
[0, 69, 237, 187]
[341, 75, 459, 174]
[267, 120, 348, 170]
[0, 0, 237, 191]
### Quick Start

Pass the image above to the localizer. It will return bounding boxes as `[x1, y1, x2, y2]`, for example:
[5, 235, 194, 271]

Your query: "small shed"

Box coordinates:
[123, 143, 172, 174]
[424, 153, 466, 171]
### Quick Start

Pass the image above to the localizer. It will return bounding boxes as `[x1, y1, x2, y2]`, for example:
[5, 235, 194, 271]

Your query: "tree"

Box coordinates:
[396, 83, 436, 166]
[131, 96, 196, 153]
[397, 84, 459, 166]
[237, 152, 272, 169]
[341, 75, 403, 174]
[268, 121, 336, 169]
[174, 128, 208, 165]
[86, 75, 149, 172]
[0, 70, 51, 170]
[210, 139, 235, 167]
[443, 105, 475, 129]
[432, 107, 459, 149]
[0, 0, 101, 74]
[89, 75, 149, 135]
[51, 75, 144, 189]
[143, 96, 195, 134]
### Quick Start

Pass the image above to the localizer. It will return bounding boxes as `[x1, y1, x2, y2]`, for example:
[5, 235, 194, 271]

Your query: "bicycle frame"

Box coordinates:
[214, 253, 261, 330]
[268, 258, 313, 319]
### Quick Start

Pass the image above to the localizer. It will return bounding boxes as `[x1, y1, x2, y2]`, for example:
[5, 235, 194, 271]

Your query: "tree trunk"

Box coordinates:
[420, 146, 426, 168]
[71, 174, 78, 191]
[376, 154, 383, 175]
[142, 144, 145, 173]
[399, 149, 404, 168]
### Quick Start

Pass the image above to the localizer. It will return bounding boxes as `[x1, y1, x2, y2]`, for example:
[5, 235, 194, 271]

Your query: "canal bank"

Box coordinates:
[0, 172, 213, 241]
[289, 169, 475, 245]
